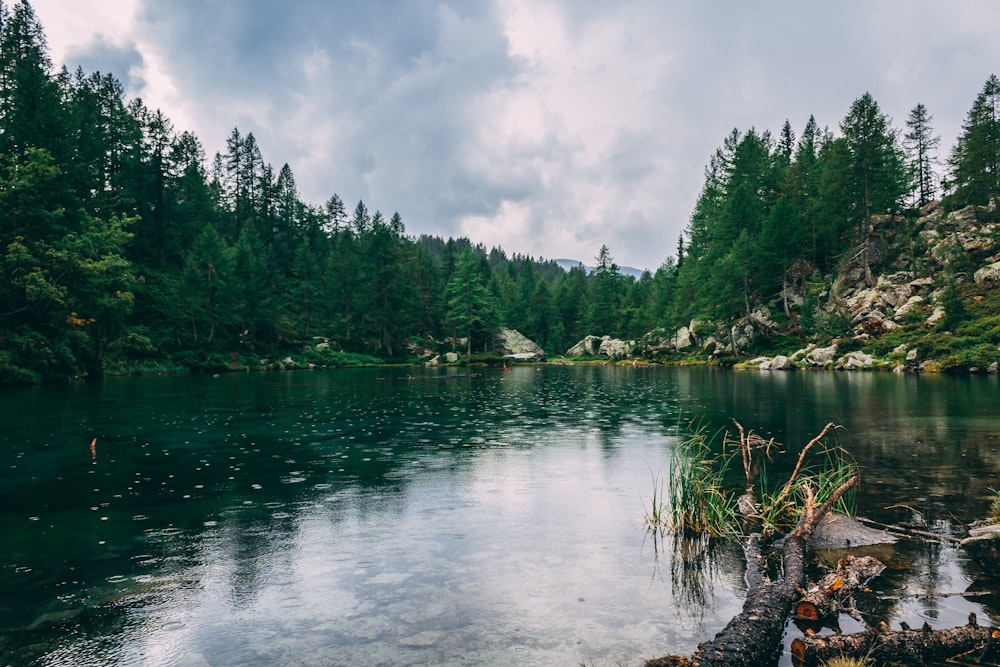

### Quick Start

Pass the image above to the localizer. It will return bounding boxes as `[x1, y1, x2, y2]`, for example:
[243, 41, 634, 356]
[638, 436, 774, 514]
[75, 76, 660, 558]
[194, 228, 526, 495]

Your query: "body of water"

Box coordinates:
[1, 366, 998, 665]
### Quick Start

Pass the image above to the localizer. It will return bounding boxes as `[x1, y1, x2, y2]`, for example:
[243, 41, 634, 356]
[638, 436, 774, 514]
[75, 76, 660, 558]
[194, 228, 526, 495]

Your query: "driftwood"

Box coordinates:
[644, 475, 859, 667]
[790, 614, 1000, 667]
[793, 554, 885, 621]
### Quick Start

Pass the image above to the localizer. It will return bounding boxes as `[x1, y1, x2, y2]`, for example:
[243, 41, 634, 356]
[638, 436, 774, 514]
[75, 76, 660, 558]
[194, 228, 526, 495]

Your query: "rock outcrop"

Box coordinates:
[496, 328, 545, 361]
[565, 334, 632, 360]
[566, 335, 602, 357]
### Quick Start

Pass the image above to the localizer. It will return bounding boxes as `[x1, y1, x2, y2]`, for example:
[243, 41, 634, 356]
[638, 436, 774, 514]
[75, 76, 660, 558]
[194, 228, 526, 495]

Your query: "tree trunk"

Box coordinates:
[790, 615, 1000, 667]
[793, 554, 885, 621]
[644, 477, 858, 667]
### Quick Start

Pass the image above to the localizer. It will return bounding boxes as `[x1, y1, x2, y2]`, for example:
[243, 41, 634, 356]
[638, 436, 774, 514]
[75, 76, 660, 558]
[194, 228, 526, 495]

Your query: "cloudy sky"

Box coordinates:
[31, 1, 1000, 271]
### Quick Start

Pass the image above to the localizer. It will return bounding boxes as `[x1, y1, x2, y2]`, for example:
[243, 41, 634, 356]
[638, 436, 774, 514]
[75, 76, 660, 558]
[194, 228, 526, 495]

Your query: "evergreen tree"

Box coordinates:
[555, 264, 587, 348]
[948, 74, 1000, 208]
[587, 245, 623, 336]
[179, 225, 232, 347]
[786, 116, 824, 266]
[409, 243, 445, 339]
[229, 224, 271, 348]
[445, 247, 496, 357]
[0, 0, 65, 160]
[758, 197, 805, 317]
[360, 211, 411, 357]
[524, 278, 559, 353]
[904, 103, 940, 207]
[839, 92, 907, 285]
[323, 193, 347, 234]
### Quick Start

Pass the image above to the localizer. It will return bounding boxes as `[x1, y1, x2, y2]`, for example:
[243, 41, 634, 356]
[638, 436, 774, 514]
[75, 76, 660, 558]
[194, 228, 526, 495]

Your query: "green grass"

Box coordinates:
[650, 420, 858, 542]
[663, 423, 739, 539]
[642, 468, 668, 533]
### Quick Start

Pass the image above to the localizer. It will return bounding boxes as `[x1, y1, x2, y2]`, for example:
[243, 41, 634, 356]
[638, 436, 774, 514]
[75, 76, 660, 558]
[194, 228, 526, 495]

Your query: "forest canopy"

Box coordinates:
[1, 0, 997, 383]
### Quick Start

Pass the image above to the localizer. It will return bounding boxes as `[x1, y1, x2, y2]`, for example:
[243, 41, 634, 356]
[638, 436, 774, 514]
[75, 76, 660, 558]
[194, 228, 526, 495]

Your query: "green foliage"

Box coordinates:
[655, 421, 858, 543]
[586, 245, 626, 336]
[1, 9, 998, 384]
[445, 248, 498, 357]
[663, 423, 739, 539]
[468, 351, 505, 365]
[947, 74, 1000, 208]
[915, 333, 998, 371]
[937, 284, 970, 330]
[300, 348, 381, 368]
[834, 336, 864, 354]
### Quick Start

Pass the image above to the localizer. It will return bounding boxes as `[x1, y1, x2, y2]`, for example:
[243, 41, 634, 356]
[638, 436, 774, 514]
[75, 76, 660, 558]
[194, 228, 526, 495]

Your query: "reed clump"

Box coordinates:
[663, 423, 738, 539]
[645, 420, 859, 541]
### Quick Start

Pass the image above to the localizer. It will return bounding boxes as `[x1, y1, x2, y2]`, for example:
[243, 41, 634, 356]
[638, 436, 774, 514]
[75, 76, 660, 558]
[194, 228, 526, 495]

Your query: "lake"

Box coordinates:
[1, 366, 998, 665]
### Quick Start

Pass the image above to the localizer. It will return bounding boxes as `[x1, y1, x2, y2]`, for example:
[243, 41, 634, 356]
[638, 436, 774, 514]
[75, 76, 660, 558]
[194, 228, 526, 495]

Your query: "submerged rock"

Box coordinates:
[961, 522, 1000, 573]
[810, 512, 897, 549]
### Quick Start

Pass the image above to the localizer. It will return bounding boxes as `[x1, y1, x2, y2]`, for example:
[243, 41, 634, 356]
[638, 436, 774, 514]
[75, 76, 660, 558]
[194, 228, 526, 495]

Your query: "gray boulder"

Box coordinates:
[599, 337, 632, 360]
[496, 327, 546, 361]
[566, 335, 603, 357]
[636, 329, 675, 357]
[673, 326, 697, 351]
[838, 351, 873, 371]
[974, 261, 1000, 285]
[806, 344, 838, 366]
[769, 354, 795, 370]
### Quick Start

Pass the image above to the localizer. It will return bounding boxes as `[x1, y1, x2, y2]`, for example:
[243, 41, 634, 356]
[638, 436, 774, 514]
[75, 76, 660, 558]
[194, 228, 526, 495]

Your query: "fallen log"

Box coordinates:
[644, 476, 858, 667]
[793, 554, 885, 621]
[790, 614, 1000, 667]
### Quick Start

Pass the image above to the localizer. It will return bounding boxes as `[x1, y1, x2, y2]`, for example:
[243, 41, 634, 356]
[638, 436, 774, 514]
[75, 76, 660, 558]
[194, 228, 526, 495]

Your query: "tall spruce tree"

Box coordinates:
[839, 92, 907, 285]
[587, 245, 623, 336]
[948, 74, 1000, 208]
[445, 247, 495, 357]
[904, 103, 940, 207]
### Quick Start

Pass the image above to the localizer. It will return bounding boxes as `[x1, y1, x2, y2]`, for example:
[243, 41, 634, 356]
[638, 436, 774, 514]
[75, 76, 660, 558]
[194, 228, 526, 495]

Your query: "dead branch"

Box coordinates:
[644, 475, 859, 667]
[771, 423, 836, 514]
[794, 555, 885, 621]
[854, 515, 963, 544]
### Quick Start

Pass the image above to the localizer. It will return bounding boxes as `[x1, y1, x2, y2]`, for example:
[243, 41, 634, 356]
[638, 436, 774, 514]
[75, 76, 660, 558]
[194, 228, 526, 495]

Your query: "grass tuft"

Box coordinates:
[661, 423, 739, 539]
[647, 420, 858, 542]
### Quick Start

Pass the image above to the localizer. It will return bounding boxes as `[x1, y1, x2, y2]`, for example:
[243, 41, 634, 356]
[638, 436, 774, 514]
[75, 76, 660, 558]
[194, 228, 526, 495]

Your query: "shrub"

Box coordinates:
[834, 337, 864, 354]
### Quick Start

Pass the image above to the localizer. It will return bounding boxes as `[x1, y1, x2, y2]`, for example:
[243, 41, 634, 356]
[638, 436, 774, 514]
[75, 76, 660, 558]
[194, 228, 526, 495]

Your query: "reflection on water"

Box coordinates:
[0, 366, 998, 665]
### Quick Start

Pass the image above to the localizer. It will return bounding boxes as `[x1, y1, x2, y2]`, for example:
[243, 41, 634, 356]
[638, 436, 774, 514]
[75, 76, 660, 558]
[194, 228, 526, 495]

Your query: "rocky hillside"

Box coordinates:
[570, 201, 1000, 373]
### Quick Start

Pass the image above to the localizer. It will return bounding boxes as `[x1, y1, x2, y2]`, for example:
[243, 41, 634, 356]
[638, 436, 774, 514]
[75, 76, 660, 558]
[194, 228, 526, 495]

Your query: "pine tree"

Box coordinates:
[587, 245, 623, 336]
[179, 225, 232, 347]
[0, 0, 65, 160]
[904, 103, 940, 207]
[839, 92, 907, 285]
[948, 74, 1000, 208]
[445, 247, 495, 357]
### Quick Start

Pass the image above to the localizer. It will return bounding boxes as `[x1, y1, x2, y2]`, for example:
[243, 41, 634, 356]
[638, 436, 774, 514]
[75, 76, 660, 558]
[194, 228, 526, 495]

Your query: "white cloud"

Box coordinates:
[25, 0, 1000, 270]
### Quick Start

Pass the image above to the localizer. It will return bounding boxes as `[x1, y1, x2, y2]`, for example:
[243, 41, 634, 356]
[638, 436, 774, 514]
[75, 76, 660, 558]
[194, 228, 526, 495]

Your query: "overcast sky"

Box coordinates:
[30, 0, 1000, 271]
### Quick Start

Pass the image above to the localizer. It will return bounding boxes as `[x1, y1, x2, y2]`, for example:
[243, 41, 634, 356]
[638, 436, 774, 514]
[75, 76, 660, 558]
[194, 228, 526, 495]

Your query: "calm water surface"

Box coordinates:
[1, 366, 998, 665]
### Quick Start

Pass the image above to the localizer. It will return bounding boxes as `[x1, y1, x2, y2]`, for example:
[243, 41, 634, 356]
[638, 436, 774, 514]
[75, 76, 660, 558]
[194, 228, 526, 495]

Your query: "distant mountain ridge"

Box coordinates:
[554, 258, 647, 279]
